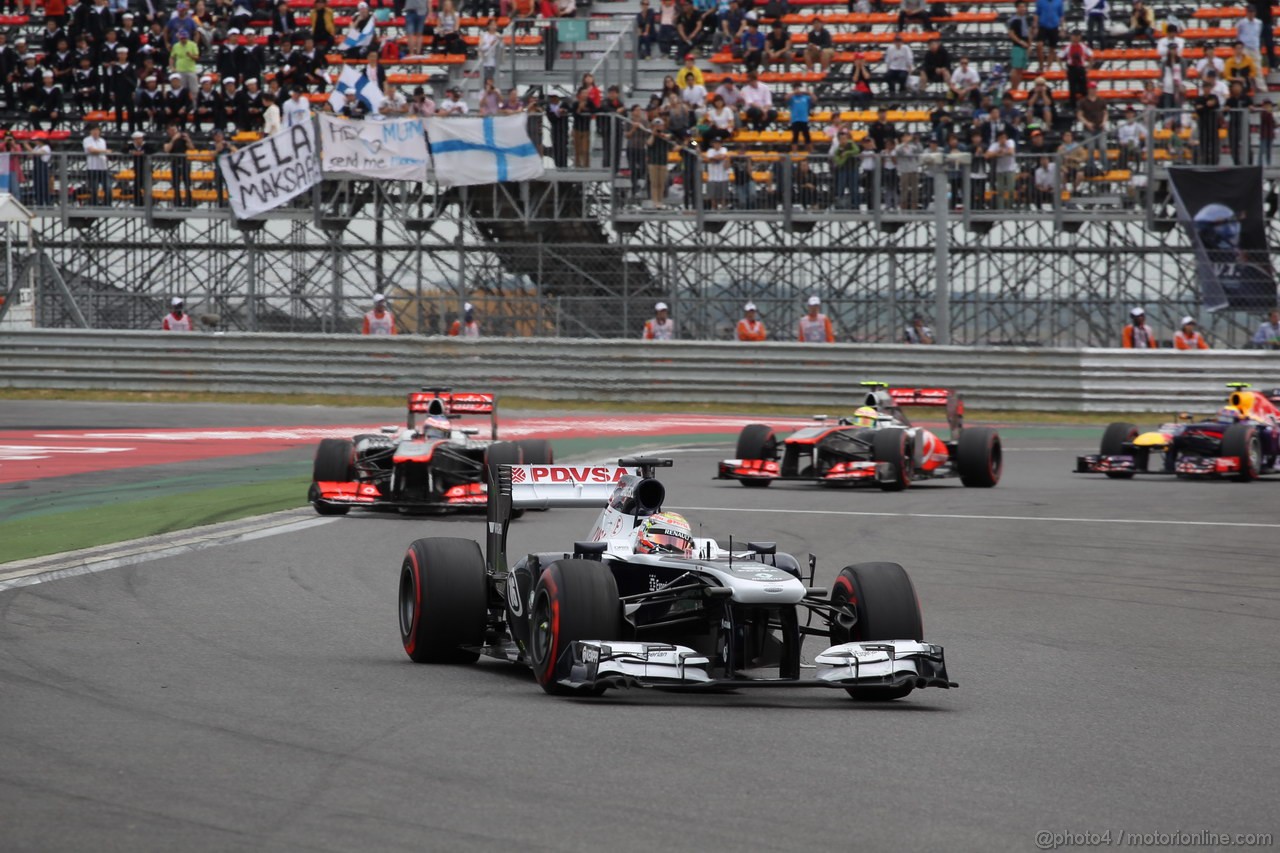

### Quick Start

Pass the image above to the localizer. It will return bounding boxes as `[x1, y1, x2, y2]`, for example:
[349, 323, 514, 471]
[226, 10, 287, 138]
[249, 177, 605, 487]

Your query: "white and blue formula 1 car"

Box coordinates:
[396, 457, 956, 701]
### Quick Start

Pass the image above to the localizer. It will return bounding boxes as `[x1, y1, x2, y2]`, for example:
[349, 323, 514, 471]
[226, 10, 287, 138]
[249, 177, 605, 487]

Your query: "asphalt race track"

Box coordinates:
[2, 425, 1279, 851]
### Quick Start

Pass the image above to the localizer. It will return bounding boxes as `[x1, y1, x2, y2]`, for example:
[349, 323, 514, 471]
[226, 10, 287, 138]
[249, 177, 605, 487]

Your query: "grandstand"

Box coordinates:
[0, 0, 1276, 345]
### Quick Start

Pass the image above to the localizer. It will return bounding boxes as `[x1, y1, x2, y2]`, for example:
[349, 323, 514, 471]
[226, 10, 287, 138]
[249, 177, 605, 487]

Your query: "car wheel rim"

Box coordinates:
[531, 588, 553, 669]
[1249, 437, 1261, 473]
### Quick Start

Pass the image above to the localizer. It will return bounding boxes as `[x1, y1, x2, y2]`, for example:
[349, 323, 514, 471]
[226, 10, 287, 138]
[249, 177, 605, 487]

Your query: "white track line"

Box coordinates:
[0, 514, 335, 593]
[668, 505, 1280, 530]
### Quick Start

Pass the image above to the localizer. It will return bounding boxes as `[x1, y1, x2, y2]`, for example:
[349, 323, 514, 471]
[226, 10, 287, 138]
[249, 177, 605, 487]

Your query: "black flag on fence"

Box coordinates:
[1167, 166, 1276, 312]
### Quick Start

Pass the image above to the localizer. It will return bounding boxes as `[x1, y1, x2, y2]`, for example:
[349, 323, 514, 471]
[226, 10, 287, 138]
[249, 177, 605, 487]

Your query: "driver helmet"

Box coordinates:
[850, 406, 879, 428]
[636, 511, 694, 558]
[1216, 406, 1244, 423]
[420, 414, 451, 436]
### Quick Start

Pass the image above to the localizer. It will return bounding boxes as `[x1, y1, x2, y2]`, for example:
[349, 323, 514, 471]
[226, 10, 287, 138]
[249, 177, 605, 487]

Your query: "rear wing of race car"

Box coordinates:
[407, 387, 498, 439]
[863, 383, 965, 437]
[484, 458, 671, 574]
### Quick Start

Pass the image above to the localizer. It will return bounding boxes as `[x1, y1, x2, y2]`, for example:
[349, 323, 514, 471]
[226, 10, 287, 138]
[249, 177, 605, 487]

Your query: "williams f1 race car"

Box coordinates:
[1075, 383, 1280, 481]
[308, 387, 554, 515]
[396, 458, 956, 700]
[717, 383, 1001, 490]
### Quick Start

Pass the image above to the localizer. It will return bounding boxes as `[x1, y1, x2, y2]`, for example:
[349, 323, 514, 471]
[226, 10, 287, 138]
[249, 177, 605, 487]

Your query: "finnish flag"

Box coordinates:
[341, 15, 376, 52]
[426, 115, 545, 187]
[328, 65, 385, 114]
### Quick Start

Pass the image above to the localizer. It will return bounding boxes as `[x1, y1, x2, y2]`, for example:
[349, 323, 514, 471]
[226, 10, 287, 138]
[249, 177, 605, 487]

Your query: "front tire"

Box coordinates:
[1100, 422, 1138, 479]
[1221, 422, 1261, 481]
[956, 427, 1002, 487]
[872, 428, 911, 491]
[528, 559, 622, 695]
[311, 439, 356, 515]
[735, 424, 777, 488]
[399, 537, 488, 664]
[313, 438, 355, 481]
[829, 562, 924, 701]
[516, 439, 554, 465]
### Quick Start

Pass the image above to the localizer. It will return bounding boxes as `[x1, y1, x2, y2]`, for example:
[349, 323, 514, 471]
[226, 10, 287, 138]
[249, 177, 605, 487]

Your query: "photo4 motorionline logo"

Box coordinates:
[1036, 830, 1273, 850]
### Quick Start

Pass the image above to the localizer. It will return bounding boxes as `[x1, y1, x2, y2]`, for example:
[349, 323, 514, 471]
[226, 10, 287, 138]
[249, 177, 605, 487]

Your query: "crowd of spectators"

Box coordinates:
[612, 0, 1279, 210]
[0, 0, 1274, 212]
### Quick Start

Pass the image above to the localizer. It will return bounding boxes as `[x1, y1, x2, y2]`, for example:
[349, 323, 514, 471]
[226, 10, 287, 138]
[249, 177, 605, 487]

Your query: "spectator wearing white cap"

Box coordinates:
[162, 297, 194, 331]
[193, 76, 222, 132]
[1173, 316, 1209, 350]
[736, 302, 766, 341]
[128, 130, 149, 205]
[449, 302, 481, 338]
[1122, 306, 1156, 348]
[644, 302, 675, 340]
[798, 295, 834, 343]
[164, 72, 191, 125]
[363, 293, 396, 335]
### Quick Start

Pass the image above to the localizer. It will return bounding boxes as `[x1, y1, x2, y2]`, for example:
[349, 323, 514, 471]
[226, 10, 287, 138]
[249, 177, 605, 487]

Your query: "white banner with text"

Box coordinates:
[318, 114, 429, 181]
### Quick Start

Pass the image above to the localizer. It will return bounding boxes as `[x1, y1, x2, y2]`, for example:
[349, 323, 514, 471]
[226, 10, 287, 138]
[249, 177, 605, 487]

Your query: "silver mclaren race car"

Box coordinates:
[396, 457, 956, 700]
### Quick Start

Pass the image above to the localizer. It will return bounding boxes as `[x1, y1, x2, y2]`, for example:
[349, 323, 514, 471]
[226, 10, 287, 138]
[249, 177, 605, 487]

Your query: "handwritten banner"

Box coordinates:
[219, 123, 321, 220]
[318, 114, 429, 182]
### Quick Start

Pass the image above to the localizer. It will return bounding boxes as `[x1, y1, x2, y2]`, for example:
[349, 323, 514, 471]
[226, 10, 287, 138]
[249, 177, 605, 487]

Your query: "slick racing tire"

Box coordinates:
[314, 438, 356, 481]
[399, 537, 488, 664]
[956, 427, 1002, 488]
[1221, 422, 1261, 482]
[872, 428, 911, 492]
[311, 438, 356, 515]
[735, 424, 777, 488]
[1100, 422, 1139, 479]
[485, 441, 525, 518]
[528, 559, 622, 695]
[829, 562, 924, 701]
[516, 439, 554, 465]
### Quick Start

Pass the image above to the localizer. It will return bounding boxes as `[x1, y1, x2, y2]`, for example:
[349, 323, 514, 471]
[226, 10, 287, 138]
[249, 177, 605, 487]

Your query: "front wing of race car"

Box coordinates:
[716, 458, 904, 485]
[554, 639, 956, 693]
[1074, 454, 1242, 477]
[313, 479, 488, 510]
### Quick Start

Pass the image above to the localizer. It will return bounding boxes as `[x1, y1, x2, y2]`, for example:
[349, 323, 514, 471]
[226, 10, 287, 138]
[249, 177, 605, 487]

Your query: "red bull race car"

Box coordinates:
[1075, 383, 1280, 481]
[717, 383, 1002, 491]
[307, 387, 554, 515]
[396, 457, 956, 700]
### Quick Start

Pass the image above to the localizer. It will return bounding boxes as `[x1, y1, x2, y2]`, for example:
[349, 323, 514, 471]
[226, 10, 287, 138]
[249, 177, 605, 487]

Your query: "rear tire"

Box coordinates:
[528, 559, 622, 695]
[398, 537, 488, 664]
[735, 424, 777, 488]
[829, 562, 924, 701]
[1221, 422, 1261, 481]
[1100, 422, 1138, 479]
[872, 428, 911, 491]
[956, 427, 1002, 487]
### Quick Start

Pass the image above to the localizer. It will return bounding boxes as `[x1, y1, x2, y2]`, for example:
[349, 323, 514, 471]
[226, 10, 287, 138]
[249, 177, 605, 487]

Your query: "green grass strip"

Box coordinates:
[0, 477, 311, 564]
